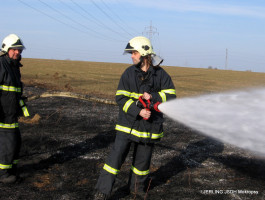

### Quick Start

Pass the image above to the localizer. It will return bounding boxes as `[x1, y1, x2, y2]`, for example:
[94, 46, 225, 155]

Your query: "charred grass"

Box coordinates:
[1, 59, 265, 199]
[2, 86, 263, 200]
[0, 86, 263, 200]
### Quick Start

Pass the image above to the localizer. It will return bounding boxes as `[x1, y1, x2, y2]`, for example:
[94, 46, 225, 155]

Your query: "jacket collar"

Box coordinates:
[133, 64, 157, 75]
[4, 54, 23, 68]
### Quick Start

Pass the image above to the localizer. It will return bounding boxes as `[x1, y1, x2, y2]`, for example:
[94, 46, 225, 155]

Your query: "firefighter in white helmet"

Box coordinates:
[0, 34, 29, 183]
[94, 36, 176, 199]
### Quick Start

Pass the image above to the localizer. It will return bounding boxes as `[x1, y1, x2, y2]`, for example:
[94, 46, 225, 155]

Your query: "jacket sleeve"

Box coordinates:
[115, 70, 141, 119]
[0, 59, 4, 83]
[0, 61, 4, 114]
[151, 69, 176, 103]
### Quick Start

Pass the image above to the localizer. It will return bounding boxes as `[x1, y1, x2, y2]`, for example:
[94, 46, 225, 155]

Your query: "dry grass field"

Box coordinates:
[21, 58, 265, 99]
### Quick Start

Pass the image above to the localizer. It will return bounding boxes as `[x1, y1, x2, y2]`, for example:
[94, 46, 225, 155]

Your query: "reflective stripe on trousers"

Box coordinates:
[0, 129, 21, 172]
[95, 133, 154, 195]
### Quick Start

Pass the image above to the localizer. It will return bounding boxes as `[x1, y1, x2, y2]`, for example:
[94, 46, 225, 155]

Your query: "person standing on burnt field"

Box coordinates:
[94, 36, 176, 199]
[0, 34, 30, 184]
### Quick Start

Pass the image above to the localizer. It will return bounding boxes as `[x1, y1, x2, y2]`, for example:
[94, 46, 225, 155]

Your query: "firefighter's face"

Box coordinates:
[8, 48, 22, 60]
[131, 51, 141, 65]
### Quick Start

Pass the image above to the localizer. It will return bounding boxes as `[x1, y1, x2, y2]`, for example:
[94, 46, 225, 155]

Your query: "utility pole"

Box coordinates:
[142, 21, 159, 43]
[225, 48, 228, 70]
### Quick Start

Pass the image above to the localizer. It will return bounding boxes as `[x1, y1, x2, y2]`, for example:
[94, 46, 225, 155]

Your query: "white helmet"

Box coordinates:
[1, 34, 25, 53]
[124, 36, 155, 56]
[124, 36, 164, 66]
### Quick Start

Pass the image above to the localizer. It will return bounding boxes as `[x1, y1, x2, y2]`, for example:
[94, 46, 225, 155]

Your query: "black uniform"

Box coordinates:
[0, 54, 29, 175]
[95, 64, 176, 195]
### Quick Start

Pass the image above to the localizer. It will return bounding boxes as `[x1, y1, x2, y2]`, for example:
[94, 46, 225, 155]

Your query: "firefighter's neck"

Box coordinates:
[140, 58, 149, 72]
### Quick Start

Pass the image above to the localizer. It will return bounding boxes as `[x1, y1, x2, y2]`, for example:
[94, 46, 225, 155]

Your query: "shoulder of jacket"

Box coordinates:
[123, 65, 136, 74]
[127, 65, 137, 70]
[0, 51, 6, 57]
[158, 66, 169, 74]
[0, 55, 5, 65]
[152, 66, 165, 75]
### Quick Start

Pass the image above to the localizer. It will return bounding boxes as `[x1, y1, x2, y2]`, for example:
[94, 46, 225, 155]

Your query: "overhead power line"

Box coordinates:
[17, 0, 88, 35]
[37, 0, 115, 40]
[17, 0, 122, 41]
[68, 0, 128, 40]
[99, 0, 140, 36]
[90, 0, 133, 37]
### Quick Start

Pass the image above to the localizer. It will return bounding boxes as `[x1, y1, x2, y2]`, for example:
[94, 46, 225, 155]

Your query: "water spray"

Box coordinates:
[158, 88, 265, 155]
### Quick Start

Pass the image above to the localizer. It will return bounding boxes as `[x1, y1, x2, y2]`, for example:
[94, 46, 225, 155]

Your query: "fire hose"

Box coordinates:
[137, 96, 161, 120]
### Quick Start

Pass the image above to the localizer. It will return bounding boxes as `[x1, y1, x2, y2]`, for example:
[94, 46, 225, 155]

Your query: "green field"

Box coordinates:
[21, 58, 265, 100]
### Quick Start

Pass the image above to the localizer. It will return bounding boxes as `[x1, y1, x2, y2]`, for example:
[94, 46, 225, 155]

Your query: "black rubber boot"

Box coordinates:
[8, 164, 18, 176]
[93, 192, 109, 200]
[0, 169, 16, 184]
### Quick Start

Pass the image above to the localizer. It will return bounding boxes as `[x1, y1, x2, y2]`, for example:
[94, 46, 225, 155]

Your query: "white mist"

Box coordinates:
[159, 88, 265, 155]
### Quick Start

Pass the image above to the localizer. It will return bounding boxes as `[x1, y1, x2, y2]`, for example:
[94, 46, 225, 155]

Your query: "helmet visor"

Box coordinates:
[123, 42, 135, 54]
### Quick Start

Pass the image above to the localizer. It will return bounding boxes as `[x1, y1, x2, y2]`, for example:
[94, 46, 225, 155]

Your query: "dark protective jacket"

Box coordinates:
[115, 64, 176, 143]
[0, 54, 29, 130]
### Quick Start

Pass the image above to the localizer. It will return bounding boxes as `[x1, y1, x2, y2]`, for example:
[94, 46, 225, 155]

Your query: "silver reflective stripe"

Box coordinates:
[161, 89, 176, 95]
[123, 99, 134, 113]
[116, 90, 131, 97]
[13, 160, 19, 165]
[158, 92, 167, 102]
[22, 106, 30, 117]
[19, 100, 25, 106]
[130, 92, 142, 99]
[131, 165, 149, 176]
[115, 124, 163, 139]
[0, 85, 21, 92]
[0, 163, 12, 169]
[116, 90, 142, 99]
[103, 164, 120, 175]
[19, 100, 30, 117]
[0, 122, 19, 129]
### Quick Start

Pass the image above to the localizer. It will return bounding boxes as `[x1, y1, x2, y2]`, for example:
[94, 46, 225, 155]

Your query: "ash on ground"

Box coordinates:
[1, 86, 265, 200]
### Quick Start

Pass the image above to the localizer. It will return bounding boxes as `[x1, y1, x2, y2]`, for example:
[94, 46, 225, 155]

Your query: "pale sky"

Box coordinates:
[2, 0, 265, 72]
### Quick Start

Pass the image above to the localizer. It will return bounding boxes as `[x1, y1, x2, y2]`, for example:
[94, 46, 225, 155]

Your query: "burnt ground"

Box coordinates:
[1, 86, 265, 200]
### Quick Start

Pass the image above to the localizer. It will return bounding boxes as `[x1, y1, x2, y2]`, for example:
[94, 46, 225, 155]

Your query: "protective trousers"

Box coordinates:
[95, 132, 154, 195]
[0, 128, 21, 176]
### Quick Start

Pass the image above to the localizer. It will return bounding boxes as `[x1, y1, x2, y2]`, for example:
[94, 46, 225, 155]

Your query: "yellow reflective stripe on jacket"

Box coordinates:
[116, 89, 175, 102]
[116, 90, 131, 97]
[159, 89, 176, 102]
[0, 122, 19, 129]
[115, 124, 164, 139]
[0, 163, 12, 169]
[13, 160, 19, 165]
[19, 100, 30, 117]
[162, 89, 176, 95]
[158, 92, 167, 102]
[19, 100, 25, 107]
[116, 90, 142, 99]
[123, 99, 134, 113]
[131, 165, 149, 176]
[103, 164, 120, 175]
[0, 85, 21, 92]
[130, 92, 142, 99]
[21, 106, 30, 117]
